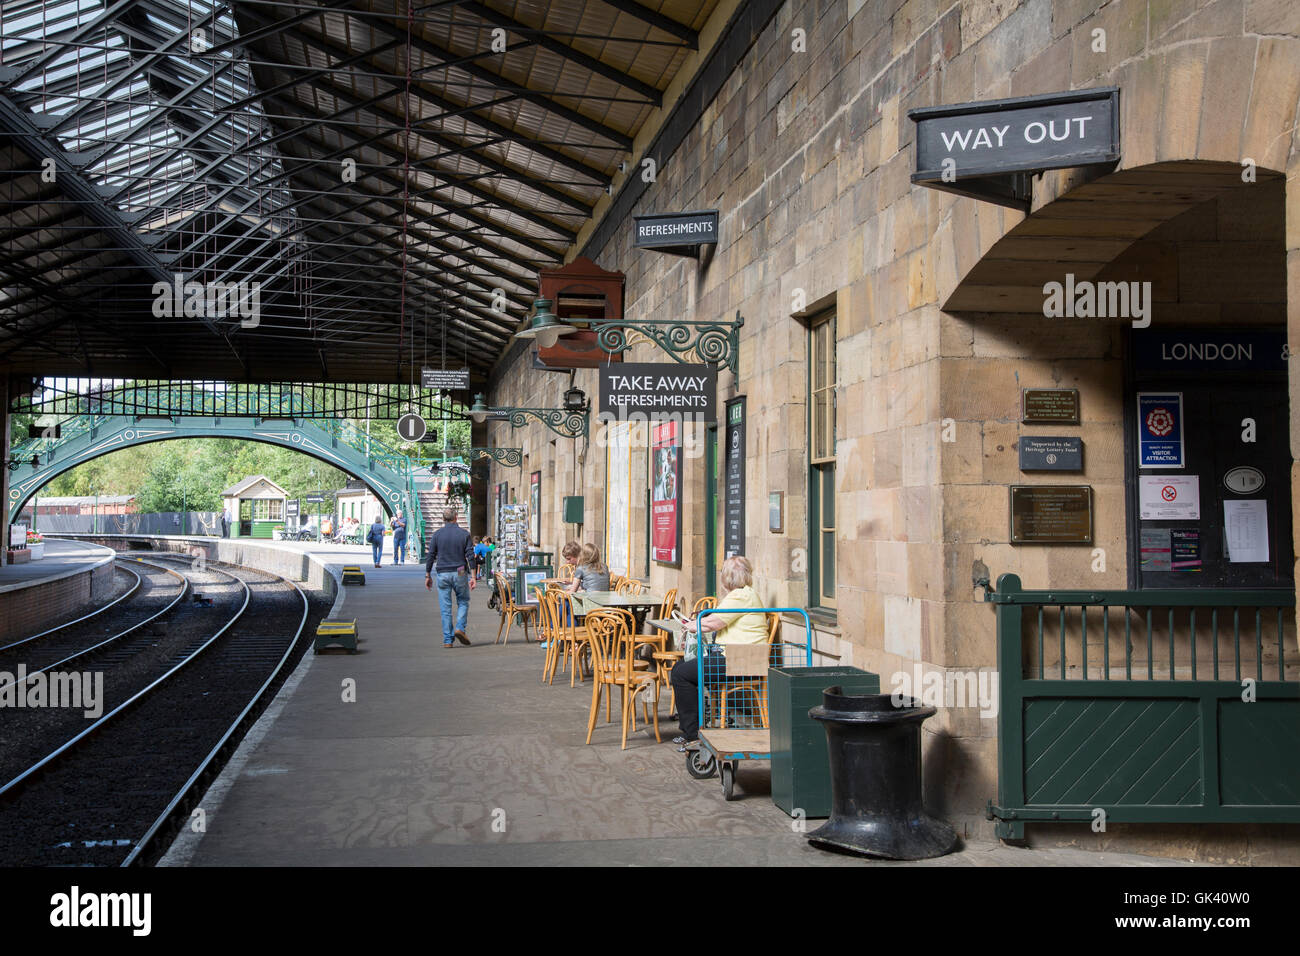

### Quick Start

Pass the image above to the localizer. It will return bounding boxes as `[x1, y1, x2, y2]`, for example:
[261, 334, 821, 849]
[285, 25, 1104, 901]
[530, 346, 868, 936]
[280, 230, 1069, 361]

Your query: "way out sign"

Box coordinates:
[909, 87, 1119, 210]
[397, 413, 427, 443]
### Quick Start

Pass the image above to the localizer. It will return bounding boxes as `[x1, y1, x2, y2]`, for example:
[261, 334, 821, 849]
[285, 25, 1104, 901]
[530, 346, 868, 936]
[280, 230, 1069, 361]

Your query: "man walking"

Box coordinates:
[391, 511, 408, 565]
[424, 507, 475, 647]
[366, 516, 385, 568]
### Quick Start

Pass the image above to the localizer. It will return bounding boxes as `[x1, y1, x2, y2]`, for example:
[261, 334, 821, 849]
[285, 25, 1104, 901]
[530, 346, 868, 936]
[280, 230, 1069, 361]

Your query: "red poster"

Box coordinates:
[651, 420, 680, 564]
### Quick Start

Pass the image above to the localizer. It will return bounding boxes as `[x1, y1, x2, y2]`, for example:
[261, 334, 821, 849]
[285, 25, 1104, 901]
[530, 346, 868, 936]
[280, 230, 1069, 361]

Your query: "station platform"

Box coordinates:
[157, 539, 1194, 868]
[0, 538, 117, 638]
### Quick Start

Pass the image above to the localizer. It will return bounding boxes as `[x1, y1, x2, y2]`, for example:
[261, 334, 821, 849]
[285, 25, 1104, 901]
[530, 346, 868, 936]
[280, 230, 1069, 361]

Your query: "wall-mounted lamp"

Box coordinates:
[514, 298, 576, 350]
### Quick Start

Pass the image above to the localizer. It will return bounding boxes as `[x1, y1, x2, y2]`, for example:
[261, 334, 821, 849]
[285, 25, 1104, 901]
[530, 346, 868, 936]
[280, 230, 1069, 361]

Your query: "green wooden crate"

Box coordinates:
[769, 665, 880, 819]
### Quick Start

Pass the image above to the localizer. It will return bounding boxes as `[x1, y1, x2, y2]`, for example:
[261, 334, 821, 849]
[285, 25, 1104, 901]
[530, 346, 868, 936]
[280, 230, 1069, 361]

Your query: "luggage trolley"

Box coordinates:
[685, 607, 813, 800]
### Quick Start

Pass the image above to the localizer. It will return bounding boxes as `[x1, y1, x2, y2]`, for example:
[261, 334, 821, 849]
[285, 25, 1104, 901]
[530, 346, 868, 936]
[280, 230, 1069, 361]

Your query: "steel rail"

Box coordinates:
[0, 558, 188, 694]
[0, 555, 143, 650]
[0, 556, 250, 799]
[121, 568, 309, 866]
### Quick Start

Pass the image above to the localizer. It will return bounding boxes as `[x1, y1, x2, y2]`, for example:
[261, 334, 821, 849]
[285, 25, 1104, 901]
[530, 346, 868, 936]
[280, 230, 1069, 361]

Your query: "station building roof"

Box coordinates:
[0, 0, 720, 385]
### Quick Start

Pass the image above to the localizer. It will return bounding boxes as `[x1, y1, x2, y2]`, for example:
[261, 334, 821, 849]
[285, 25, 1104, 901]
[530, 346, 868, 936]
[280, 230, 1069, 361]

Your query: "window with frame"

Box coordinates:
[252, 499, 283, 521]
[808, 311, 836, 610]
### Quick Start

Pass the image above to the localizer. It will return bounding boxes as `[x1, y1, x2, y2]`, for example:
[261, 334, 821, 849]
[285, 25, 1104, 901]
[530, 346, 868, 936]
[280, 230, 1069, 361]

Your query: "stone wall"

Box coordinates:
[487, 0, 1300, 858]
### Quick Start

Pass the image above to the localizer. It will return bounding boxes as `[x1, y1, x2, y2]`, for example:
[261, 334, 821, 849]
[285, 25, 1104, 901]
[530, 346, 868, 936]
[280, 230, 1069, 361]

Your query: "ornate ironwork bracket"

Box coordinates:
[585, 310, 743, 374]
[468, 446, 523, 467]
[502, 407, 588, 439]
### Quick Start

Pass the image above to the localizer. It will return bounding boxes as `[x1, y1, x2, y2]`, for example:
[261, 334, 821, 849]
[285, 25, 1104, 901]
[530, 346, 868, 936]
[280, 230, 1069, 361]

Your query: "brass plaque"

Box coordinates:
[1022, 387, 1080, 424]
[1010, 485, 1093, 544]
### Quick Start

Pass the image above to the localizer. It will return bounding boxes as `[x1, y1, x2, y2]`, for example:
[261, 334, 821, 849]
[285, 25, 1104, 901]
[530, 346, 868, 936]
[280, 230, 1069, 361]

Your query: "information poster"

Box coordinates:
[1139, 528, 1171, 572]
[1137, 392, 1185, 468]
[529, 471, 541, 548]
[651, 420, 681, 565]
[1224, 500, 1269, 563]
[1139, 475, 1200, 520]
[605, 422, 631, 575]
[724, 397, 745, 559]
[1170, 529, 1201, 571]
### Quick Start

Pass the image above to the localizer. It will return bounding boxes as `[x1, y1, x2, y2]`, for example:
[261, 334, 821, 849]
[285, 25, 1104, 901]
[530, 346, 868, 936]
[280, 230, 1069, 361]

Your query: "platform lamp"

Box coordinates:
[469, 391, 588, 439]
[514, 298, 575, 349]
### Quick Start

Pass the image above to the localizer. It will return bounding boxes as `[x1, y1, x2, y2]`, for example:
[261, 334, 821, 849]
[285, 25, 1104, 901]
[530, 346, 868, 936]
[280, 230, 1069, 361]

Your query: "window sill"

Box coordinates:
[789, 608, 839, 635]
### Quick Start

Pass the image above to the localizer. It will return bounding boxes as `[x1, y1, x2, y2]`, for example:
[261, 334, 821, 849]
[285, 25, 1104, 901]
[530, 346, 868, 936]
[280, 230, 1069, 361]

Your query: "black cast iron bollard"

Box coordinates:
[806, 686, 958, 861]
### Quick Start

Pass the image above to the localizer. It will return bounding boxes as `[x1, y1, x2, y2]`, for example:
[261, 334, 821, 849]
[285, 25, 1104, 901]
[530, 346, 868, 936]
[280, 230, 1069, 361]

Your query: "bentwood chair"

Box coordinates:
[640, 587, 679, 656]
[609, 573, 627, 591]
[535, 586, 558, 682]
[493, 572, 536, 644]
[557, 564, 576, 582]
[584, 610, 661, 750]
[548, 590, 593, 686]
[717, 613, 782, 727]
[691, 595, 718, 614]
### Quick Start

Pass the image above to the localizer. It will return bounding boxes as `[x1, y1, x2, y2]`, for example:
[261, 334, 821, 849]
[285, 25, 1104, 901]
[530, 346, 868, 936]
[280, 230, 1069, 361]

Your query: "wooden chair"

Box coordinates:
[692, 595, 718, 614]
[557, 564, 575, 582]
[548, 590, 593, 686]
[584, 610, 661, 750]
[718, 613, 782, 727]
[609, 573, 627, 591]
[640, 587, 679, 657]
[617, 577, 643, 595]
[493, 572, 536, 644]
[535, 586, 558, 682]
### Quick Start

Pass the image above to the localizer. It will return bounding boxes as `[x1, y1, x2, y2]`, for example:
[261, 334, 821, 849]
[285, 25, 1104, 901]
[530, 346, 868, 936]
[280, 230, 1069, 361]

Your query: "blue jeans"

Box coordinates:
[371, 542, 383, 564]
[437, 570, 470, 645]
[393, 537, 406, 564]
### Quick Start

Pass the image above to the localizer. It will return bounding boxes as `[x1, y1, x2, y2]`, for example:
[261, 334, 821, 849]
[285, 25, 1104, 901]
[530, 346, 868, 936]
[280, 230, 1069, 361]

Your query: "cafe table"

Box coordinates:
[576, 590, 666, 633]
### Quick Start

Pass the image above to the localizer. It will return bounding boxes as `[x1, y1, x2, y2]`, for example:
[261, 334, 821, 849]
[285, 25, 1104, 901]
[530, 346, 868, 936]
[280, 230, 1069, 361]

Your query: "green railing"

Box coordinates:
[984, 573, 1299, 838]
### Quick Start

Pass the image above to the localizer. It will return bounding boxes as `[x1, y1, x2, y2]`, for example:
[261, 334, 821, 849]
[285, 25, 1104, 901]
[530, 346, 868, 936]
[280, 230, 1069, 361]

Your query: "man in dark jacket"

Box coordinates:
[366, 517, 385, 568]
[424, 508, 475, 647]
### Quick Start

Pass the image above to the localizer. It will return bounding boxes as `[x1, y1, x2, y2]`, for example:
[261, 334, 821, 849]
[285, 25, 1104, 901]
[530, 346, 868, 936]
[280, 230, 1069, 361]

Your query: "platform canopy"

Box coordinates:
[0, 0, 716, 384]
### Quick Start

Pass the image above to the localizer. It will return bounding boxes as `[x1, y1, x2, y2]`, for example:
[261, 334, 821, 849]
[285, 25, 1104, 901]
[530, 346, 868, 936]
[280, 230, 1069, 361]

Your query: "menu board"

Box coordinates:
[724, 397, 745, 558]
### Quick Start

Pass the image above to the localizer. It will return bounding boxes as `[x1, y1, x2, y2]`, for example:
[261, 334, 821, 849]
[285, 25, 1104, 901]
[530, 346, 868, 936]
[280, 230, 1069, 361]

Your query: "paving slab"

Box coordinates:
[166, 550, 1195, 868]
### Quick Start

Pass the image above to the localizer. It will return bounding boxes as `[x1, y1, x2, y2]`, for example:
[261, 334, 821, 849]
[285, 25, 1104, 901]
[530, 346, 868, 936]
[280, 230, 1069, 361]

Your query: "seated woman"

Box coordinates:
[566, 542, 611, 594]
[669, 555, 767, 748]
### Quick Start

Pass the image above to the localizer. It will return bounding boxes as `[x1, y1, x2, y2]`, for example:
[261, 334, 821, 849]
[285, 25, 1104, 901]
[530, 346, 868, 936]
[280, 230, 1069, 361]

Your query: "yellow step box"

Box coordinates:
[341, 566, 366, 586]
[315, 619, 359, 653]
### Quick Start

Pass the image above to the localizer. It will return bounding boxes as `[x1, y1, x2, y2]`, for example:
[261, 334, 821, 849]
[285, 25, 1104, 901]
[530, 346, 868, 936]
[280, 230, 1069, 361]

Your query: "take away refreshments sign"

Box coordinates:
[598, 363, 717, 419]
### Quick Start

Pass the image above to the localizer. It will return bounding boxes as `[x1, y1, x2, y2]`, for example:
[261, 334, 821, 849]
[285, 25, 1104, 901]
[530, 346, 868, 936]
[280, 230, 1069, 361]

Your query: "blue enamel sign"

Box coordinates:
[1137, 392, 1185, 469]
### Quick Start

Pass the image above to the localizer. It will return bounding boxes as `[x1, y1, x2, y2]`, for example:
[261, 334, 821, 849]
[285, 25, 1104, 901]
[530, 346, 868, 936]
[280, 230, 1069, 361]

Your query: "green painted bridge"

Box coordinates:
[5, 385, 522, 553]
[8, 413, 431, 548]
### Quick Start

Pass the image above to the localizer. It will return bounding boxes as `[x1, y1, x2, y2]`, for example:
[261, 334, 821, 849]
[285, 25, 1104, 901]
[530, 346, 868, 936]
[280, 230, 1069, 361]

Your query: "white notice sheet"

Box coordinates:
[1224, 499, 1269, 563]
[1139, 475, 1201, 520]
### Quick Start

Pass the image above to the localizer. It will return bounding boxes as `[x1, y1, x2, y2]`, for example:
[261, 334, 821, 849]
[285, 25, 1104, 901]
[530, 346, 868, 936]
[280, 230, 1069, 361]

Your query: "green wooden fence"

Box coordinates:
[985, 573, 1299, 839]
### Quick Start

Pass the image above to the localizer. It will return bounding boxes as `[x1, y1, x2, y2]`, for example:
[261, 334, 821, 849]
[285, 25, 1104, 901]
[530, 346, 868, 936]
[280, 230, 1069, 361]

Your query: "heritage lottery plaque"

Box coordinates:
[1018, 436, 1083, 471]
[1021, 388, 1080, 424]
[1009, 485, 1093, 544]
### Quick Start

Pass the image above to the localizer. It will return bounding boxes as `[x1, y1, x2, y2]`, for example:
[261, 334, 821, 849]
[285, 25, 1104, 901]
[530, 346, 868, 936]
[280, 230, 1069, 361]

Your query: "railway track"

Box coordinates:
[0, 549, 317, 867]
[0, 556, 189, 694]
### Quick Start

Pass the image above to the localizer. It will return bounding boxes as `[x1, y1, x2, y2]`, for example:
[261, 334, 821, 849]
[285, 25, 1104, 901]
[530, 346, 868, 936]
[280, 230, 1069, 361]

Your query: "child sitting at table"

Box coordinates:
[566, 543, 611, 593]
